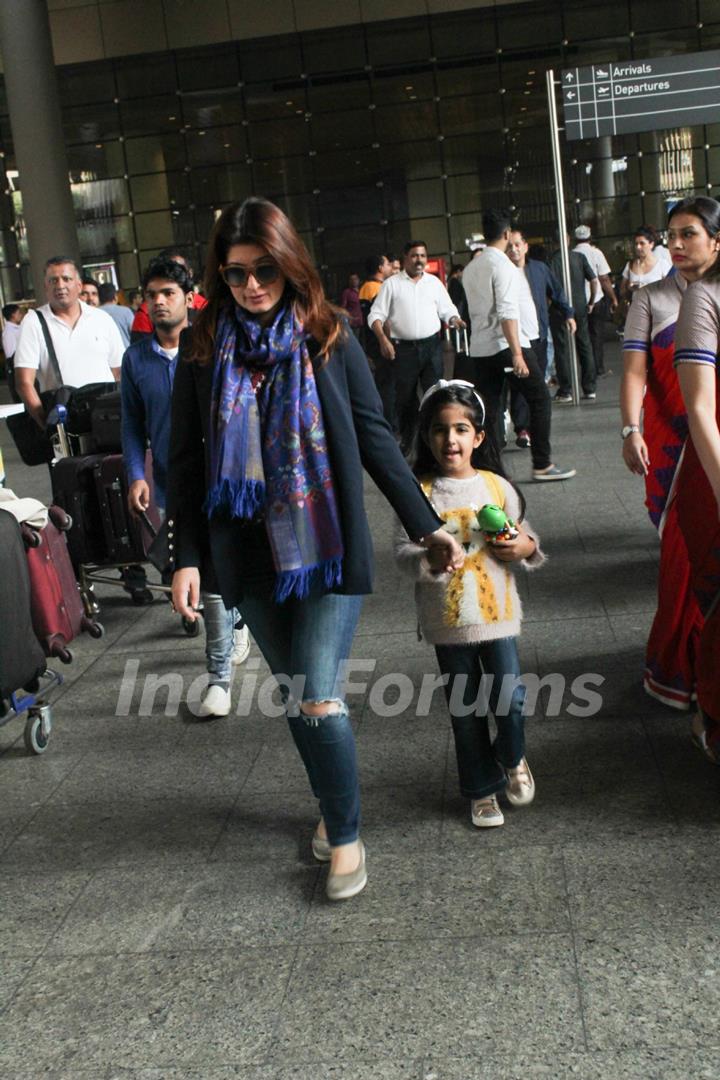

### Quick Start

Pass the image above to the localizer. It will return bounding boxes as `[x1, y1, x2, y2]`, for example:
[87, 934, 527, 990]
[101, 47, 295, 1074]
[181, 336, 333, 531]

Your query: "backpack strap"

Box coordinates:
[35, 310, 63, 386]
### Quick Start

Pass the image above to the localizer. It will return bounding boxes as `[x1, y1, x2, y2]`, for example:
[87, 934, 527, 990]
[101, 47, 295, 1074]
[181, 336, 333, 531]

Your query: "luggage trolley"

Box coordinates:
[47, 404, 199, 638]
[1, 671, 64, 756]
[0, 508, 69, 756]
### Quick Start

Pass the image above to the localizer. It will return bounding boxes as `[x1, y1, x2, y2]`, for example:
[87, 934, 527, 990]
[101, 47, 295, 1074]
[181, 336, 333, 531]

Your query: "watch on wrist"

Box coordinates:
[621, 424, 641, 439]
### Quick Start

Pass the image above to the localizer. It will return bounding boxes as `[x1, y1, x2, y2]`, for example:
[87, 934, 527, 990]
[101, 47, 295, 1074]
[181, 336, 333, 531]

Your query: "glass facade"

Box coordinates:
[1, 0, 719, 302]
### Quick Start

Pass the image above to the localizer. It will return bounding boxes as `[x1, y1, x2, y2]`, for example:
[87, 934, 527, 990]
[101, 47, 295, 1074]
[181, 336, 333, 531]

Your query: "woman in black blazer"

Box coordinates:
[167, 198, 462, 900]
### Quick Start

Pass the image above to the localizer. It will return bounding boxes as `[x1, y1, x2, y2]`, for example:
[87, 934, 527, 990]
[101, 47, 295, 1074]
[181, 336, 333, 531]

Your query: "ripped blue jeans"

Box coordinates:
[238, 586, 363, 847]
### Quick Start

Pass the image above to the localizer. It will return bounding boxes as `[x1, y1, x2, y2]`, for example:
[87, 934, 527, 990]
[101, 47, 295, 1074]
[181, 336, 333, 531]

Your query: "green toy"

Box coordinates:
[476, 503, 519, 543]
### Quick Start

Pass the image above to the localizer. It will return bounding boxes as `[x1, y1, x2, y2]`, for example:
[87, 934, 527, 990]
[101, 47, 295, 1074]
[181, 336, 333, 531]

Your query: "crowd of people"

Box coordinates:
[2, 194, 719, 902]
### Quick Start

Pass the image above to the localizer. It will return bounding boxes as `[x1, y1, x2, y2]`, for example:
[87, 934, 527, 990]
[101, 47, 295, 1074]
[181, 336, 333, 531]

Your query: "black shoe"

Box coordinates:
[515, 429, 531, 449]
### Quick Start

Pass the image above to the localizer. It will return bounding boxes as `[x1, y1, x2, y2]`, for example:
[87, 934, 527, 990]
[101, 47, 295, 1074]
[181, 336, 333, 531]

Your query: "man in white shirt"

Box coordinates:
[462, 210, 575, 482]
[369, 240, 464, 450]
[14, 256, 123, 428]
[573, 225, 617, 377]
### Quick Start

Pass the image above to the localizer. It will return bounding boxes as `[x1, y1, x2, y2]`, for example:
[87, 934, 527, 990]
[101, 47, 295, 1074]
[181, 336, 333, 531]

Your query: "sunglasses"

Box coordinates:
[220, 262, 281, 288]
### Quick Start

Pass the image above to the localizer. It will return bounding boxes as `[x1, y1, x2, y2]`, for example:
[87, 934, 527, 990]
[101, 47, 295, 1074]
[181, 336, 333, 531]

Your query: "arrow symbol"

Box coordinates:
[566, 91, 576, 100]
[565, 73, 575, 83]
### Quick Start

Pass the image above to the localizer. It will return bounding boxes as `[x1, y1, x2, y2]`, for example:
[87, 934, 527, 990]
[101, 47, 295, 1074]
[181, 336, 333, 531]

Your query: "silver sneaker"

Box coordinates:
[326, 840, 367, 901]
[505, 757, 536, 806]
[471, 794, 504, 828]
[311, 829, 332, 862]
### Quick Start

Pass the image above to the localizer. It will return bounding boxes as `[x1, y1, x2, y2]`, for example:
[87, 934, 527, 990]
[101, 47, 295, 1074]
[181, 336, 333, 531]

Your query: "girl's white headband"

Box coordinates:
[419, 379, 486, 426]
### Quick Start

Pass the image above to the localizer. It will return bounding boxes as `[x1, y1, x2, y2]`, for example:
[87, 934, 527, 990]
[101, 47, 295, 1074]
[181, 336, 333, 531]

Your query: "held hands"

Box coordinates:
[171, 567, 201, 621]
[450, 316, 467, 330]
[127, 479, 150, 517]
[423, 528, 465, 573]
[622, 432, 650, 477]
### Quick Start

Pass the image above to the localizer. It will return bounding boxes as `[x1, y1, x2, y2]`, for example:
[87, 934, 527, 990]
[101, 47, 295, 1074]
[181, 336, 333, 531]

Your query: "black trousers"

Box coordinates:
[473, 346, 552, 471]
[551, 312, 596, 396]
[509, 337, 548, 433]
[392, 334, 443, 452]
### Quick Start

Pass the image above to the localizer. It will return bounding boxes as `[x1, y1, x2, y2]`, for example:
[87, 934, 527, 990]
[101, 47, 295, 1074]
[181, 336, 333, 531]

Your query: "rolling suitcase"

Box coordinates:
[50, 454, 108, 569]
[0, 509, 46, 705]
[90, 390, 122, 452]
[21, 507, 103, 662]
[94, 453, 161, 565]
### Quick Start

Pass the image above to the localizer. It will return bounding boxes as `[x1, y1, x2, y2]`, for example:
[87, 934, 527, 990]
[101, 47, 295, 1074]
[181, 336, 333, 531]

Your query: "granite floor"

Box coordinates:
[2, 349, 720, 1080]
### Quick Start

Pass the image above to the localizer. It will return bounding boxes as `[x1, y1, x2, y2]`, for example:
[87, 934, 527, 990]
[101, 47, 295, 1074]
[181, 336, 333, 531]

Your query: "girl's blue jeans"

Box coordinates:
[238, 585, 363, 848]
[434, 636, 526, 800]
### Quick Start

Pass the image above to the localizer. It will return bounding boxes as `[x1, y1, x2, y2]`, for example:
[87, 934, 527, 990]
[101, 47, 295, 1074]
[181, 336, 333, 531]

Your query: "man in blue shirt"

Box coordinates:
[121, 258, 250, 717]
[507, 227, 576, 378]
[506, 228, 576, 445]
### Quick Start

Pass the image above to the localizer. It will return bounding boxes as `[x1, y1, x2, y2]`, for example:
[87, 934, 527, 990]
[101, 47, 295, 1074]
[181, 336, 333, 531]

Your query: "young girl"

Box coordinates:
[394, 380, 545, 827]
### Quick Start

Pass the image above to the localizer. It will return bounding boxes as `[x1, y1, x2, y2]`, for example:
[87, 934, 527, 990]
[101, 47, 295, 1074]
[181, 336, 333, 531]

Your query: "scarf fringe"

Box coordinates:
[274, 557, 343, 603]
[205, 477, 265, 519]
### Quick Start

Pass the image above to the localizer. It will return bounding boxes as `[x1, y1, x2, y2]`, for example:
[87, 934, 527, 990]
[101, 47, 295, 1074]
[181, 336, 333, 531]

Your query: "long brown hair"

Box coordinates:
[189, 197, 344, 364]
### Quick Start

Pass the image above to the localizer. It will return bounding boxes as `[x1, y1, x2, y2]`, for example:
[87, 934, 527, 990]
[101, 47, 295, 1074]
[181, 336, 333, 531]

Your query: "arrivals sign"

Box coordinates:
[561, 49, 720, 140]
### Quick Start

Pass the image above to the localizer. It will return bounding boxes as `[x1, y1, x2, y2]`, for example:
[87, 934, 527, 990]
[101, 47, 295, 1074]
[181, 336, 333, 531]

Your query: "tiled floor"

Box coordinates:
[2, 352, 720, 1080]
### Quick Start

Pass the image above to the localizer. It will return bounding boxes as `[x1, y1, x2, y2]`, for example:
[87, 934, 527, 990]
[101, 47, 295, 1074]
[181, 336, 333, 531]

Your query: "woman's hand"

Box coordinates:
[622, 431, 650, 476]
[424, 528, 465, 572]
[172, 567, 201, 620]
[487, 530, 536, 563]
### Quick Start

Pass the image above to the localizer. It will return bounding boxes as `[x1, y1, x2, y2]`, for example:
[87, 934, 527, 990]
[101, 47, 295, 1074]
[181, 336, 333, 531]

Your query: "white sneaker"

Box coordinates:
[231, 625, 250, 665]
[198, 684, 232, 718]
[505, 757, 535, 806]
[471, 794, 504, 828]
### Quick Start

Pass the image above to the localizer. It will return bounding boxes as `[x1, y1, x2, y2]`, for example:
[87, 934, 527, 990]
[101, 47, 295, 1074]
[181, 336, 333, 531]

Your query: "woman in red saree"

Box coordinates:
[674, 224, 720, 760]
[621, 198, 720, 710]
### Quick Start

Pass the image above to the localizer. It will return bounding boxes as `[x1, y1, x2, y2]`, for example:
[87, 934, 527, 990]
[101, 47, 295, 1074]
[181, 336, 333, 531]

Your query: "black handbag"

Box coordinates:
[6, 407, 54, 465]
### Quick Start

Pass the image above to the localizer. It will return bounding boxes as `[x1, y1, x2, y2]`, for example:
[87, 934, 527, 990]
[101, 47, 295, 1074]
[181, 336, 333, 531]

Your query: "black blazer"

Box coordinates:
[166, 323, 442, 604]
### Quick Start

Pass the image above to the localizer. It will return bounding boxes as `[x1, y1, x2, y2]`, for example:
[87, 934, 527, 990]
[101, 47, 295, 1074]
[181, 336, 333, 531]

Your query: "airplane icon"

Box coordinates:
[598, 86, 609, 95]
[565, 73, 575, 83]
[596, 67, 609, 78]
[566, 91, 576, 100]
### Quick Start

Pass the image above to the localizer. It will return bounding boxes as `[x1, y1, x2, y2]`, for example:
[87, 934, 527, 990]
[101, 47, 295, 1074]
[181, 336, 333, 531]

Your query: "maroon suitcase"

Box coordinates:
[22, 507, 103, 662]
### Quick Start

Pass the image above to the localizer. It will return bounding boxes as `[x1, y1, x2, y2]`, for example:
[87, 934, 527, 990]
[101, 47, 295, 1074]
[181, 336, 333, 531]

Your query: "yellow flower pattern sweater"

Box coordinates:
[393, 471, 545, 645]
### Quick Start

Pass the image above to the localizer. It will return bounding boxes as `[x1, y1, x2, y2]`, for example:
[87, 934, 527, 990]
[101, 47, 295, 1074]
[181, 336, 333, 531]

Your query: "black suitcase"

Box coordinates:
[90, 390, 122, 452]
[94, 453, 160, 565]
[0, 509, 46, 706]
[50, 454, 108, 569]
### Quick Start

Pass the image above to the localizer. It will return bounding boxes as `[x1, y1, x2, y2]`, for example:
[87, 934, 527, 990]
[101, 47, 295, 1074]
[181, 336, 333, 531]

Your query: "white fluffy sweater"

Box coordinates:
[393, 471, 545, 645]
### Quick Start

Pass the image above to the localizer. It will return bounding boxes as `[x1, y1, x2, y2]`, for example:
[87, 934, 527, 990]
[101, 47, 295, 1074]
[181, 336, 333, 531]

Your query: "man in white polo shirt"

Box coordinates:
[461, 209, 575, 482]
[368, 240, 465, 450]
[14, 255, 123, 428]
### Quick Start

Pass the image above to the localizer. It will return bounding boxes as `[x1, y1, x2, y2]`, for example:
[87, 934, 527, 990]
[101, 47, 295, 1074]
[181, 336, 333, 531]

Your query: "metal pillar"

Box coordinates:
[0, 0, 80, 297]
[546, 69, 580, 406]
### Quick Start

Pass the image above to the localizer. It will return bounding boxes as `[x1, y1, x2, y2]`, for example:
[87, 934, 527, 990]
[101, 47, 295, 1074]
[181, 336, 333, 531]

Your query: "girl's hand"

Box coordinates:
[487, 531, 536, 563]
[424, 528, 465, 572]
[172, 567, 201, 620]
[622, 431, 649, 476]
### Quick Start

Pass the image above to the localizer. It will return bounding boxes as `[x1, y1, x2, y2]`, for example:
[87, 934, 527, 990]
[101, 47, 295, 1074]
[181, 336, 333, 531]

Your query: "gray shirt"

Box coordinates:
[101, 302, 134, 348]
